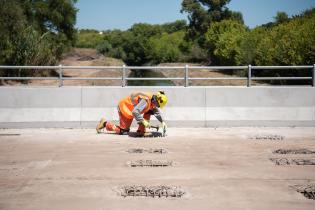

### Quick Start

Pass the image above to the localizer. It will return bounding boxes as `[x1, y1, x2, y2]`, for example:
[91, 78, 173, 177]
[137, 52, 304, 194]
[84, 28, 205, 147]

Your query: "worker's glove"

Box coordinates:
[141, 120, 151, 128]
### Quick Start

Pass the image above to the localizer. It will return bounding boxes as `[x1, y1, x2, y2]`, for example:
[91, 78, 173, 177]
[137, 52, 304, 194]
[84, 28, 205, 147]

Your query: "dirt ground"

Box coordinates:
[0, 127, 315, 210]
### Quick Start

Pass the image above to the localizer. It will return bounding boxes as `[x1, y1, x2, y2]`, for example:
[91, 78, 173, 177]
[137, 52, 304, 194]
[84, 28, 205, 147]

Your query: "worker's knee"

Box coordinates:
[105, 122, 116, 131]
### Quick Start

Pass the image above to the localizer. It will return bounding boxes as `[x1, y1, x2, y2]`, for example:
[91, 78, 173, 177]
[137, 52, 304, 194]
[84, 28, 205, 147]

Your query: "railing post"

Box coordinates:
[58, 64, 63, 87]
[122, 65, 126, 87]
[313, 64, 315, 87]
[247, 64, 252, 87]
[185, 64, 189, 87]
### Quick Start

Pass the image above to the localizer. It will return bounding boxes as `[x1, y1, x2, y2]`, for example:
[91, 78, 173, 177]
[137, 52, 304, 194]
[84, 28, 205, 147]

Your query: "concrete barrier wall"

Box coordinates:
[0, 86, 315, 128]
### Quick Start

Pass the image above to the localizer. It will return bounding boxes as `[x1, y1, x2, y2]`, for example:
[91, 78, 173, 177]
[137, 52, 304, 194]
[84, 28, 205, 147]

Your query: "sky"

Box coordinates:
[76, 0, 315, 30]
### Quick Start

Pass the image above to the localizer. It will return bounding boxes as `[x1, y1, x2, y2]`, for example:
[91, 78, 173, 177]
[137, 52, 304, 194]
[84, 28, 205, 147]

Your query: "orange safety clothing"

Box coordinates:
[105, 111, 133, 134]
[118, 92, 154, 119]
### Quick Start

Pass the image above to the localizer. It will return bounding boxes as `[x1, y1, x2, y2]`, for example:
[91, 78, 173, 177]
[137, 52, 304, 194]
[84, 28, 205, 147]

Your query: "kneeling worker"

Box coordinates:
[96, 91, 167, 136]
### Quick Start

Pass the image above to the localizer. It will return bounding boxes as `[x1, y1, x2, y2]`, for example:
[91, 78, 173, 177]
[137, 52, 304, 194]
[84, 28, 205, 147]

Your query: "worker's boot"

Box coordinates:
[118, 127, 130, 135]
[96, 118, 107, 133]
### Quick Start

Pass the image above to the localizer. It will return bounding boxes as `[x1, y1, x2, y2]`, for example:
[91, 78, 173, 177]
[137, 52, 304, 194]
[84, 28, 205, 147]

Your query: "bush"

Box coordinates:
[205, 20, 247, 65]
[0, 0, 77, 79]
[96, 41, 112, 55]
[146, 31, 185, 64]
[76, 31, 103, 48]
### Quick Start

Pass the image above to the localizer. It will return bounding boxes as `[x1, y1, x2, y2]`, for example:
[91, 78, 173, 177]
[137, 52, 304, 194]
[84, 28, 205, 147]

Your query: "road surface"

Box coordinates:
[0, 127, 315, 210]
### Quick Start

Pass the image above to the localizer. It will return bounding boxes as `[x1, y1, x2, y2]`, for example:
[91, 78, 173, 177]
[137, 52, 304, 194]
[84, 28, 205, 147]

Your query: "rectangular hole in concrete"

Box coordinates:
[251, 134, 284, 140]
[294, 185, 315, 200]
[127, 148, 167, 154]
[128, 160, 173, 167]
[121, 185, 185, 198]
[273, 149, 315, 154]
[270, 158, 315, 165]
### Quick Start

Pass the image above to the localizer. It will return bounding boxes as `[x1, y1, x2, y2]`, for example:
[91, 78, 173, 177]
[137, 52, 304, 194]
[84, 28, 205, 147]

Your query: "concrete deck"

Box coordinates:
[0, 127, 315, 210]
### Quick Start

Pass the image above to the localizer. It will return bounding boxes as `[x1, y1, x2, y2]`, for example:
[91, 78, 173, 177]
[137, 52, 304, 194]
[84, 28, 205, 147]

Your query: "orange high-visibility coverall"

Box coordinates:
[105, 92, 156, 134]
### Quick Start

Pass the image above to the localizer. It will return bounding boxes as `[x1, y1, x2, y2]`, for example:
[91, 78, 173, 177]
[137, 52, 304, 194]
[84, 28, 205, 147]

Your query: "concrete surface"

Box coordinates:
[0, 127, 315, 210]
[1, 86, 315, 128]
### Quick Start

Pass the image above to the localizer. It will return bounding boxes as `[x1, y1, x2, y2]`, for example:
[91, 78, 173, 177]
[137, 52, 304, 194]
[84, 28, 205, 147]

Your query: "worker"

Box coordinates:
[96, 90, 167, 136]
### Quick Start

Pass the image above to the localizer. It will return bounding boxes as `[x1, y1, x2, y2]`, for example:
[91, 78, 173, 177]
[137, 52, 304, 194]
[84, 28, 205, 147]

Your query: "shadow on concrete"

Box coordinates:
[96, 131, 164, 138]
[128, 131, 163, 138]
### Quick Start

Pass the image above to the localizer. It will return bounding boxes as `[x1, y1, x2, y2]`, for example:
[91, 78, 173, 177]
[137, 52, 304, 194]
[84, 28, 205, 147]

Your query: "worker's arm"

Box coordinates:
[153, 107, 167, 134]
[132, 99, 148, 123]
[152, 107, 164, 123]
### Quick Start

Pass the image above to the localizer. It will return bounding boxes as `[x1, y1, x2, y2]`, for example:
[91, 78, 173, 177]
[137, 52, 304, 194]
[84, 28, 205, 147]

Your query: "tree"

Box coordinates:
[274, 12, 290, 24]
[238, 27, 267, 65]
[0, 0, 26, 65]
[254, 10, 315, 66]
[181, 0, 243, 43]
[161, 20, 187, 34]
[77, 30, 103, 48]
[146, 31, 185, 64]
[236, 9, 315, 85]
[26, 0, 78, 46]
[205, 20, 247, 65]
[96, 40, 112, 55]
[0, 0, 78, 67]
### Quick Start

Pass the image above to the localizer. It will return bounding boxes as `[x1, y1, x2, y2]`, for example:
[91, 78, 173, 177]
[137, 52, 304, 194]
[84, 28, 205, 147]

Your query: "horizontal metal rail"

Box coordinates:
[127, 66, 184, 70]
[0, 66, 59, 69]
[125, 77, 183, 81]
[252, 66, 312, 69]
[0, 65, 314, 87]
[62, 77, 122, 80]
[0, 66, 123, 69]
[252, 77, 312, 80]
[0, 77, 59, 80]
[188, 66, 248, 70]
[189, 77, 247, 80]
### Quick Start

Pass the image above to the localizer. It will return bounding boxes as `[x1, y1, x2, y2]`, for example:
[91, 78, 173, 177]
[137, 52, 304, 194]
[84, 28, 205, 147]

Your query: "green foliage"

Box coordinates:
[96, 40, 112, 55]
[161, 20, 187, 33]
[237, 27, 266, 65]
[180, 42, 209, 63]
[92, 21, 190, 65]
[181, 0, 243, 43]
[205, 20, 247, 65]
[30, 0, 77, 44]
[124, 23, 163, 65]
[12, 27, 57, 66]
[77, 30, 103, 48]
[78, 2, 314, 77]
[250, 9, 315, 66]
[146, 31, 185, 64]
[274, 12, 290, 24]
[203, 8, 315, 68]
[0, 0, 77, 69]
[0, 0, 27, 65]
[235, 9, 315, 84]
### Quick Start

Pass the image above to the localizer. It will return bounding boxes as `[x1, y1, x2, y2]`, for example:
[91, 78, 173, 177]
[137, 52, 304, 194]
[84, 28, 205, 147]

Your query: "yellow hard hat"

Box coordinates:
[156, 91, 167, 108]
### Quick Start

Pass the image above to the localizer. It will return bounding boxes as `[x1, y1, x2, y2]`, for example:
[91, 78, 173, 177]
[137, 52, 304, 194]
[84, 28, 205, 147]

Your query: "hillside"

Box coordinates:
[59, 48, 124, 86]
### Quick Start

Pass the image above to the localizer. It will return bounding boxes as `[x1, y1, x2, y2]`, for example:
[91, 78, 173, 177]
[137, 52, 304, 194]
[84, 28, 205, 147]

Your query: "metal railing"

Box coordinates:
[0, 65, 314, 87]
